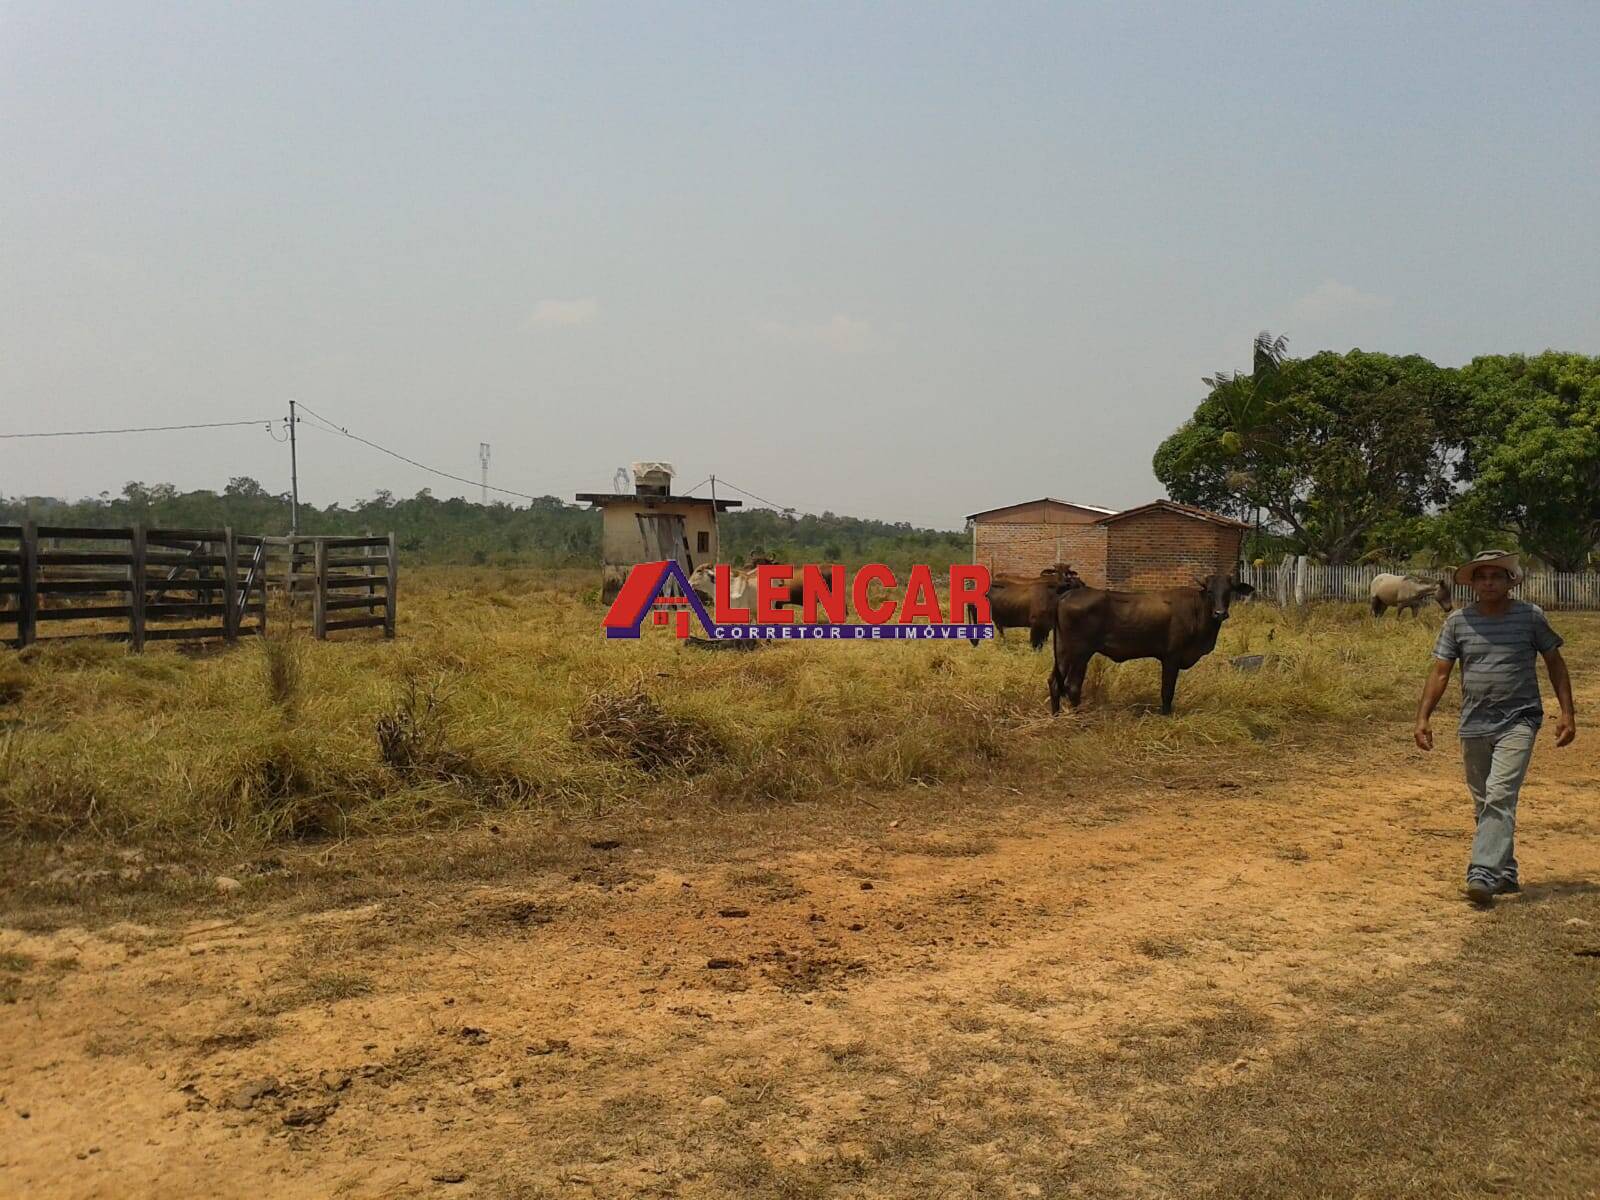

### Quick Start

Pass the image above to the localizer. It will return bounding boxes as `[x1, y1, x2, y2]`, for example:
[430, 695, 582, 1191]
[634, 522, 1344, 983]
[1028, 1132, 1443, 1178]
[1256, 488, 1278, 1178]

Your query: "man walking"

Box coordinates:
[1415, 550, 1576, 907]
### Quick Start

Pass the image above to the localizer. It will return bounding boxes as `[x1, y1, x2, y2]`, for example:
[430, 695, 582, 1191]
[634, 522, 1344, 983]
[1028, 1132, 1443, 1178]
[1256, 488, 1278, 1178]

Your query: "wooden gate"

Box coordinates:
[263, 534, 397, 640]
[636, 514, 691, 594]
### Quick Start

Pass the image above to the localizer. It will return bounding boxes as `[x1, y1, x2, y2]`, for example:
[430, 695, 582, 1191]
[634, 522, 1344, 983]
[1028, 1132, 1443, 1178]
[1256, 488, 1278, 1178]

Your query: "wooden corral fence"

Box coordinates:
[0, 523, 268, 649]
[0, 524, 397, 650]
[264, 534, 397, 640]
[1242, 556, 1600, 612]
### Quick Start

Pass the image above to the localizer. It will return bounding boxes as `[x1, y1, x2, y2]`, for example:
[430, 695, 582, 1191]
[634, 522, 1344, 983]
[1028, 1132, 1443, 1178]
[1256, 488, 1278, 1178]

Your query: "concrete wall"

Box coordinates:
[1104, 511, 1243, 590]
[598, 502, 722, 601]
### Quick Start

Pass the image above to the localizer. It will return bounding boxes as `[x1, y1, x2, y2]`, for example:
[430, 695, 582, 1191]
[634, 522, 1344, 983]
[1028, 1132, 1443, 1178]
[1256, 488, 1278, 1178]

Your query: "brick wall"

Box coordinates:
[973, 522, 1108, 586]
[1105, 512, 1243, 590]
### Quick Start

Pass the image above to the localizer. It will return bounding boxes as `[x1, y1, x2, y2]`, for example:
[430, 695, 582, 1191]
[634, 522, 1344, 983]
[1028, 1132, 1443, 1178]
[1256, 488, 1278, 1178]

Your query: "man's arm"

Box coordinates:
[1543, 648, 1576, 746]
[1415, 658, 1454, 751]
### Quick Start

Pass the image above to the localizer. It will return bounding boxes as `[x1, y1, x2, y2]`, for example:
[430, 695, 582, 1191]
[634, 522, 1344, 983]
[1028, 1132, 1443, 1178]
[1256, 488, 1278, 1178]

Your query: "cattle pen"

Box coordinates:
[0, 523, 398, 649]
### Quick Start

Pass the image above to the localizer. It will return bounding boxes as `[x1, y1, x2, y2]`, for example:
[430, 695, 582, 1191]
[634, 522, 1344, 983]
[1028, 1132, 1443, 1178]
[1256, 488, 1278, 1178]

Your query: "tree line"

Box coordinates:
[1153, 340, 1600, 569]
[0, 479, 969, 571]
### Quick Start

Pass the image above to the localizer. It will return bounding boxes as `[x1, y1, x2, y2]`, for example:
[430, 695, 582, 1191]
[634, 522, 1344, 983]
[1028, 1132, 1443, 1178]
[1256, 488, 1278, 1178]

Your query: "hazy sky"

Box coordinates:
[4, 2, 1597, 529]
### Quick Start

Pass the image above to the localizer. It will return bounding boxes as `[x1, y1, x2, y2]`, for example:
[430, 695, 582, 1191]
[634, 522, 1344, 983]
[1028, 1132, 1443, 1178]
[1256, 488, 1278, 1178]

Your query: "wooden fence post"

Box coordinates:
[129, 525, 147, 652]
[384, 532, 397, 638]
[312, 539, 328, 640]
[199, 537, 212, 609]
[17, 520, 37, 649]
[222, 527, 238, 642]
[255, 542, 268, 639]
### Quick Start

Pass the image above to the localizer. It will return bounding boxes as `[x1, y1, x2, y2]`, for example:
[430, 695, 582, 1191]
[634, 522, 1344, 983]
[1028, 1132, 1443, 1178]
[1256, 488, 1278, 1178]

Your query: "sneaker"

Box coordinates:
[1496, 878, 1521, 895]
[1465, 879, 1495, 907]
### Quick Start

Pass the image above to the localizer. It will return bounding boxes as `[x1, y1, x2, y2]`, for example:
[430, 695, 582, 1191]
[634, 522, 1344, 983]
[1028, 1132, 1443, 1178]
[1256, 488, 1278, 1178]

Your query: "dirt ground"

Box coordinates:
[4, 688, 1600, 1197]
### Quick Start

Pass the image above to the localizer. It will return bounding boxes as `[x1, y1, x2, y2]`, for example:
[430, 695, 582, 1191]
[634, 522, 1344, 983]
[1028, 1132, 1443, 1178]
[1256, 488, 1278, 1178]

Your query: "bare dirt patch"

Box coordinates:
[3, 638, 1599, 1196]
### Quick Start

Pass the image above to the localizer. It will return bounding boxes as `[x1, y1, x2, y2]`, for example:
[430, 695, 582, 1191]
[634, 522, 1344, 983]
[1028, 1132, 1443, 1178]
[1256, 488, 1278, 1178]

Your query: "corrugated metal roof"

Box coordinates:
[574, 493, 741, 509]
[1095, 499, 1249, 529]
[965, 497, 1118, 521]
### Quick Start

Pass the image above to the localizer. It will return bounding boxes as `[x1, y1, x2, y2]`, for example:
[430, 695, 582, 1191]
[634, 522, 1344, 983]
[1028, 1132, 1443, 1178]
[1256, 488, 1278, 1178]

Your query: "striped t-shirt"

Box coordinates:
[1432, 600, 1563, 738]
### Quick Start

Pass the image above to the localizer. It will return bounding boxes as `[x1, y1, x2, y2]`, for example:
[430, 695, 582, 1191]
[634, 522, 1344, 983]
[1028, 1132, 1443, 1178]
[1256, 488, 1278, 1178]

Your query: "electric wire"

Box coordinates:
[0, 418, 276, 439]
[291, 402, 544, 502]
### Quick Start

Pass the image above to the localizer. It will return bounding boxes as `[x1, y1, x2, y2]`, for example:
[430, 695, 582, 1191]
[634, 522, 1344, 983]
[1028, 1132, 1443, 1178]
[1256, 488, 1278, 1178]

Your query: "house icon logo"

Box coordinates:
[600, 560, 998, 644]
[602, 561, 717, 639]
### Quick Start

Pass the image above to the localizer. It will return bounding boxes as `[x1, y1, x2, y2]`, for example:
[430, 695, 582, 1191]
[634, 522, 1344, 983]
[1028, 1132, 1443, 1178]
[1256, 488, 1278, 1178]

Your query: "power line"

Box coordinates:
[0, 417, 276, 439]
[293, 401, 545, 503]
[709, 475, 950, 528]
[0, 408, 952, 527]
[713, 476, 797, 513]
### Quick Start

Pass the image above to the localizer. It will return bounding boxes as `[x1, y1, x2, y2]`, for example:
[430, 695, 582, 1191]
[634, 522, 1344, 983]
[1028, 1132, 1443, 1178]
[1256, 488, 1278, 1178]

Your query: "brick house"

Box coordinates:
[1098, 501, 1248, 589]
[968, 498, 1246, 589]
[965, 498, 1117, 582]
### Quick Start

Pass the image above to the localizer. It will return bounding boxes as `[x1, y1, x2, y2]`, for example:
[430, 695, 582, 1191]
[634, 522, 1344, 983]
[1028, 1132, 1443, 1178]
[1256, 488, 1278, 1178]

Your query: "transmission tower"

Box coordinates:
[479, 442, 491, 503]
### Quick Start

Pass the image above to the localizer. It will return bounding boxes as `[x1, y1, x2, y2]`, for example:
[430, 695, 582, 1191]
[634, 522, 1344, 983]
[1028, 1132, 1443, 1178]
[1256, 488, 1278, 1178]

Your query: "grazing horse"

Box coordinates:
[1370, 573, 1452, 619]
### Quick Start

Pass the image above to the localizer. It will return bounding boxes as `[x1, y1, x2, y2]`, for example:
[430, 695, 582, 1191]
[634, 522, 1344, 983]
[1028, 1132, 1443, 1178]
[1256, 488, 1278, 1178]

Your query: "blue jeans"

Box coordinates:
[1460, 722, 1536, 888]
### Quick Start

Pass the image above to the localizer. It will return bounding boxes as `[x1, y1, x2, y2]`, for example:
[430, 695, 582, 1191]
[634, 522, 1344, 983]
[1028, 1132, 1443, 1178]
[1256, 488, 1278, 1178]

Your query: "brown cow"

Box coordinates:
[968, 564, 1084, 649]
[1048, 574, 1255, 715]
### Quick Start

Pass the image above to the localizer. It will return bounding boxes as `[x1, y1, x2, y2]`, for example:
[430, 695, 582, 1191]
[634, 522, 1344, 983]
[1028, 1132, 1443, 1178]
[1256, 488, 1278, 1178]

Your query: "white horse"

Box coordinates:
[1370, 573, 1452, 618]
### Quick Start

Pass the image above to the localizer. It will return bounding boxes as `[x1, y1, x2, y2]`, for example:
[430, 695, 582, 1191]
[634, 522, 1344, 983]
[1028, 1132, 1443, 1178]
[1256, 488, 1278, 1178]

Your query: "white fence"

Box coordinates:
[1243, 557, 1600, 612]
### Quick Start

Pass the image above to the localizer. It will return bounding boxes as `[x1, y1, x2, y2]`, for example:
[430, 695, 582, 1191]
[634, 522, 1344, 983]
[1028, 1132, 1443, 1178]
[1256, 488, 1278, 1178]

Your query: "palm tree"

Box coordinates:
[1203, 331, 1291, 552]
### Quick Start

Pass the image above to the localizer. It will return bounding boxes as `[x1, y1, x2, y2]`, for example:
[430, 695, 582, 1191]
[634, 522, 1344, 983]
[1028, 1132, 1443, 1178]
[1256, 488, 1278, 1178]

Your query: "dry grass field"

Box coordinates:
[2, 569, 1598, 1198]
[0, 568, 1465, 843]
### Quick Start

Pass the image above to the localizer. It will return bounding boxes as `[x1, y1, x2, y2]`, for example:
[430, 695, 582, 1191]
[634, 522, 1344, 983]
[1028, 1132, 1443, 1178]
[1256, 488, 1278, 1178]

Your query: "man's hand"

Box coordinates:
[1415, 658, 1452, 753]
[1544, 650, 1575, 747]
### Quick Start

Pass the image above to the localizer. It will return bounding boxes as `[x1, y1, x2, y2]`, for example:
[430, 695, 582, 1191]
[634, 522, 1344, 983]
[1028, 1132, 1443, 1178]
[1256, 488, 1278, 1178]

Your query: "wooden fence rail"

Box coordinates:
[1245, 557, 1600, 612]
[0, 525, 396, 649]
[259, 534, 396, 640]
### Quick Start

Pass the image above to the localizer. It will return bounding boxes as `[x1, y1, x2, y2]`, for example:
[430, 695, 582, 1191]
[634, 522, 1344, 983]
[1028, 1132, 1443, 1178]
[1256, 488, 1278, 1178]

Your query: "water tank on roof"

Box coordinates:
[630, 461, 675, 497]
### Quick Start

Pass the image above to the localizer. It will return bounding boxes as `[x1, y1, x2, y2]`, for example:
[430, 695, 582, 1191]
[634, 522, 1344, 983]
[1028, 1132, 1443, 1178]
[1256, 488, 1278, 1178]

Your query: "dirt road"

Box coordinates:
[4, 715, 1600, 1198]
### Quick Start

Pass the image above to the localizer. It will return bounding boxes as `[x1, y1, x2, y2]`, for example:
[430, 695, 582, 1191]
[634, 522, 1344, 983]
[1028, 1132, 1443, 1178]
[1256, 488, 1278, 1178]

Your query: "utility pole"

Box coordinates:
[709, 473, 721, 559]
[479, 442, 491, 504]
[288, 400, 300, 534]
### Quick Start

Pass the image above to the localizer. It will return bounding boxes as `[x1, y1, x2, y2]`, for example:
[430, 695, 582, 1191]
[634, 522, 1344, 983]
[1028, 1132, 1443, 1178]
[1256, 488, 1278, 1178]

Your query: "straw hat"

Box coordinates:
[1453, 549, 1522, 585]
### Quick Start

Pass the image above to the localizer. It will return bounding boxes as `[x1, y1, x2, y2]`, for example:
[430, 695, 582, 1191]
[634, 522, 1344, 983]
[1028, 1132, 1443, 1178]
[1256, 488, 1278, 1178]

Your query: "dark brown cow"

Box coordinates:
[968, 564, 1084, 648]
[1048, 574, 1255, 714]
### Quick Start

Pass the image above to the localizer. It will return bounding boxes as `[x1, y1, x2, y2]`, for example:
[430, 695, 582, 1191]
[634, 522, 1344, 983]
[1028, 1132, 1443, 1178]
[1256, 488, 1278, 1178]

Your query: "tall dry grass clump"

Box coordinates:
[0, 650, 27, 707]
[570, 683, 724, 774]
[258, 628, 304, 716]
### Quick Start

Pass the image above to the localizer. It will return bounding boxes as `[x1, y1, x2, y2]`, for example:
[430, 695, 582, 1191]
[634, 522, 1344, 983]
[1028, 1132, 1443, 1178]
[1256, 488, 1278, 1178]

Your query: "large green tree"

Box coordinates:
[1452, 352, 1600, 571]
[1154, 346, 1457, 563]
